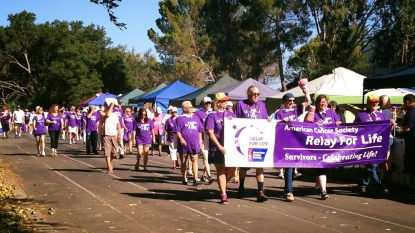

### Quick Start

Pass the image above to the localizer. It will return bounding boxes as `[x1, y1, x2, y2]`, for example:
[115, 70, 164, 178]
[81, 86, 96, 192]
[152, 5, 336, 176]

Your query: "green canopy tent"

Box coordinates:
[169, 75, 239, 107]
[117, 88, 144, 106]
[128, 83, 167, 105]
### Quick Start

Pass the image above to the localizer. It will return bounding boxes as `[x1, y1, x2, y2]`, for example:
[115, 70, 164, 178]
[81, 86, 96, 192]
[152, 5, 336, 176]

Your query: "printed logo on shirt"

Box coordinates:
[139, 123, 149, 131]
[245, 109, 260, 119]
[185, 121, 198, 130]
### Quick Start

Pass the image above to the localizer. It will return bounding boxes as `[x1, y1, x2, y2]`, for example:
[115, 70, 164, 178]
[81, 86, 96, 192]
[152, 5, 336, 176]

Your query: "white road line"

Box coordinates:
[296, 197, 415, 231]
[14, 142, 415, 232]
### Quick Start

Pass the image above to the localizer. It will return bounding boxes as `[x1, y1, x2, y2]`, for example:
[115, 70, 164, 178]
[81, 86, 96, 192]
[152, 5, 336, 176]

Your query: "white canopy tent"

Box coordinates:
[266, 67, 410, 112]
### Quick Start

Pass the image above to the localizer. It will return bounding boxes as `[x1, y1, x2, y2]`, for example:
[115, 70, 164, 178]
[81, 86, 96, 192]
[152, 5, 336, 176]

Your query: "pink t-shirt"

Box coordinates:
[152, 113, 164, 135]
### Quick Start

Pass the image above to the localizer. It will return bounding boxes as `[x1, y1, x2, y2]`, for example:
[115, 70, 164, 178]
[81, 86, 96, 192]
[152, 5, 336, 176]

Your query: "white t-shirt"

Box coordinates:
[104, 113, 119, 136]
[13, 110, 25, 123]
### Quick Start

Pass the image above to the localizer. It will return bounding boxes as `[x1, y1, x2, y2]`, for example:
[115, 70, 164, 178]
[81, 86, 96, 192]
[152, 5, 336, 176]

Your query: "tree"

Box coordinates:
[90, 0, 126, 29]
[148, 0, 214, 87]
[372, 0, 415, 69]
[301, 0, 380, 74]
[239, 0, 311, 91]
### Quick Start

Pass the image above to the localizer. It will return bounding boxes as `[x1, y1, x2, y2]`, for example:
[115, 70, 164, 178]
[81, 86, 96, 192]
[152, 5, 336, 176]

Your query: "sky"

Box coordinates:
[0, 0, 161, 55]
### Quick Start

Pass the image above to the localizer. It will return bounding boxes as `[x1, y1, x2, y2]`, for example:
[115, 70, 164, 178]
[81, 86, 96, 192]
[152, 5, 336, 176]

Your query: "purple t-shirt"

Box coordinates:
[123, 115, 135, 132]
[234, 99, 268, 119]
[313, 109, 341, 125]
[135, 118, 154, 145]
[195, 109, 210, 125]
[113, 108, 125, 128]
[47, 113, 63, 131]
[274, 106, 303, 122]
[165, 117, 178, 142]
[76, 112, 83, 127]
[0, 112, 11, 124]
[33, 115, 46, 135]
[354, 110, 386, 123]
[25, 112, 31, 121]
[175, 114, 204, 154]
[86, 112, 100, 133]
[205, 110, 236, 152]
[66, 112, 78, 127]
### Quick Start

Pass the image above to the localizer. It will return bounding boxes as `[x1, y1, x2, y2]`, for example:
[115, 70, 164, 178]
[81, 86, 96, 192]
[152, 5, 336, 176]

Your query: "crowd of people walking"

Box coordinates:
[1, 84, 415, 204]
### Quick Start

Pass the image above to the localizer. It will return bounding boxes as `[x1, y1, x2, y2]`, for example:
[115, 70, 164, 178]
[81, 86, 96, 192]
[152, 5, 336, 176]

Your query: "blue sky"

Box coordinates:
[0, 0, 161, 55]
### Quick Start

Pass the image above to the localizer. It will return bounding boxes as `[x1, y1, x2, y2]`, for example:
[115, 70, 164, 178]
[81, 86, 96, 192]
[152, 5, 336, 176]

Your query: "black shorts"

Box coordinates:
[14, 123, 22, 127]
[315, 168, 329, 176]
[25, 120, 30, 124]
[208, 150, 225, 164]
[404, 154, 415, 175]
[1, 123, 10, 132]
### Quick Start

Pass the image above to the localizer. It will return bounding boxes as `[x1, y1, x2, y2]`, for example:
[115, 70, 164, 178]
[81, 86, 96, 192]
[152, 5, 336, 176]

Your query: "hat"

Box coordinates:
[17, 105, 21, 108]
[282, 93, 295, 101]
[203, 97, 212, 103]
[95, 106, 100, 111]
[2, 106, 7, 110]
[226, 101, 233, 107]
[172, 107, 178, 112]
[215, 92, 230, 101]
[156, 107, 162, 114]
[167, 105, 174, 111]
[367, 93, 379, 103]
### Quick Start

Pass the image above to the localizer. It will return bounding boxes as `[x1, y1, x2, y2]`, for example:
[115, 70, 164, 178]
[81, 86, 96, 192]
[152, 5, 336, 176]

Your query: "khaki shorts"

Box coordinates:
[102, 135, 118, 157]
[179, 153, 198, 164]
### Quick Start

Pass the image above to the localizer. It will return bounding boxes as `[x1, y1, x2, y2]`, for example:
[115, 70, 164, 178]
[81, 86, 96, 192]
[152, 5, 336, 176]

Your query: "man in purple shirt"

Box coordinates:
[195, 96, 215, 184]
[176, 101, 204, 186]
[355, 94, 389, 195]
[234, 85, 269, 202]
[86, 106, 100, 155]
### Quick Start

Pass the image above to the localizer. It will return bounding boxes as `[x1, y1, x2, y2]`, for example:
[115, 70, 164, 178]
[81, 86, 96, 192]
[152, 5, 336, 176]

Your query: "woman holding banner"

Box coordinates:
[307, 94, 342, 200]
[274, 92, 310, 201]
[206, 93, 236, 204]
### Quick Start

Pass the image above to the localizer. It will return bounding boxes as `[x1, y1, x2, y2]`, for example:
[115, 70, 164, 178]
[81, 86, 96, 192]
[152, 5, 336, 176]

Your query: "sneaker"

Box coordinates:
[277, 173, 285, 179]
[220, 194, 228, 205]
[119, 154, 125, 159]
[257, 191, 268, 202]
[93, 151, 99, 155]
[182, 178, 188, 185]
[187, 169, 193, 176]
[51, 152, 55, 157]
[69, 141, 72, 145]
[207, 176, 215, 184]
[37, 153, 40, 156]
[285, 192, 294, 202]
[238, 186, 245, 198]
[201, 176, 207, 182]
[193, 179, 202, 186]
[321, 190, 329, 200]
[294, 172, 302, 179]
[72, 140, 75, 144]
[41, 151, 46, 157]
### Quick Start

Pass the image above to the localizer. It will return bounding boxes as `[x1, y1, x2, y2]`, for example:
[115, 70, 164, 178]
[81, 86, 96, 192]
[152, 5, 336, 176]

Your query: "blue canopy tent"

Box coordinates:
[139, 80, 197, 114]
[84, 92, 118, 106]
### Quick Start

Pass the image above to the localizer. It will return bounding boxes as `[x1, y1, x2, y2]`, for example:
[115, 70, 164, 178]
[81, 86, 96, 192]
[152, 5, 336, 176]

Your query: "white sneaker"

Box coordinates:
[69, 141, 72, 145]
[187, 169, 193, 176]
[41, 151, 46, 157]
[72, 139, 75, 144]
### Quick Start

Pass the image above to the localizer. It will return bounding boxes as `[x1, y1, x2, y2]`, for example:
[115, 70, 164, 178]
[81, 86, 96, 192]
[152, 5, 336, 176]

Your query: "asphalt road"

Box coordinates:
[1, 132, 414, 233]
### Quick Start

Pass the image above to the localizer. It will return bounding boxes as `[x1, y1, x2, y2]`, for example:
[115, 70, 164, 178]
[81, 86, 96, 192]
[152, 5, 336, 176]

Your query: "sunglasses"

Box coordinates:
[204, 102, 212, 104]
[172, 111, 178, 113]
[251, 93, 260, 96]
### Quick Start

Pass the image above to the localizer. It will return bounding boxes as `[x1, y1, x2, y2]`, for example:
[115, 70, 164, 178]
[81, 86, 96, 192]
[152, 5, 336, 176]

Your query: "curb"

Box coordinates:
[5, 173, 56, 232]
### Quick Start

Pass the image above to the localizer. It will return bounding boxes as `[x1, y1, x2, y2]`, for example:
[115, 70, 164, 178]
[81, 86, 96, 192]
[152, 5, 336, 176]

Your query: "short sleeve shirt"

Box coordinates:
[234, 99, 268, 119]
[205, 110, 236, 152]
[313, 109, 341, 125]
[274, 106, 303, 122]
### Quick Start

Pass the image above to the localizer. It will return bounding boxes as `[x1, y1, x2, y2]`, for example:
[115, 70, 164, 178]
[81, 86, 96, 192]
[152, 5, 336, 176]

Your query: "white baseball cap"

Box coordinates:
[172, 107, 178, 112]
[167, 105, 174, 111]
[226, 101, 233, 107]
[203, 97, 212, 103]
[156, 107, 162, 114]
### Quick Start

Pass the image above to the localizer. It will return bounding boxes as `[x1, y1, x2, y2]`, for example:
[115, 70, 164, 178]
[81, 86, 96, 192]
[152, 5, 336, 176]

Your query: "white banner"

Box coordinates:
[224, 118, 276, 167]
